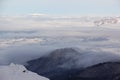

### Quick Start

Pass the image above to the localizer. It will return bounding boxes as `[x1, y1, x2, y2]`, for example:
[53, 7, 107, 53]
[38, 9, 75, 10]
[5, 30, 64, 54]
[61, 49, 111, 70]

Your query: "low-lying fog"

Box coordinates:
[0, 26, 120, 67]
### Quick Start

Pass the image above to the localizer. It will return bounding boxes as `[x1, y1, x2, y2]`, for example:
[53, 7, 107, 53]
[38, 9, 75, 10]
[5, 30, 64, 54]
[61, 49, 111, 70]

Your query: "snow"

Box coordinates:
[0, 63, 49, 80]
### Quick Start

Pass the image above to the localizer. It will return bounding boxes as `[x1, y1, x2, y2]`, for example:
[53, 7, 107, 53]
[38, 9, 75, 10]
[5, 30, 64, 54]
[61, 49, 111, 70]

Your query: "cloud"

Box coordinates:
[0, 15, 88, 30]
[0, 15, 120, 66]
[0, 15, 120, 31]
[0, 38, 44, 48]
[29, 13, 47, 17]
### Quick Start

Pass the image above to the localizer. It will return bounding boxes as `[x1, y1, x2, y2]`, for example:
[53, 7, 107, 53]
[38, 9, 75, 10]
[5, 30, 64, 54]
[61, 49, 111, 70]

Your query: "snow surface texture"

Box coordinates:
[0, 63, 49, 80]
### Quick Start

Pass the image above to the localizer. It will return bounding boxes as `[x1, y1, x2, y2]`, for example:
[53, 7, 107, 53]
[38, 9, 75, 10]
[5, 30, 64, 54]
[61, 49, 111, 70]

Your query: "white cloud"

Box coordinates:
[0, 38, 44, 48]
[0, 15, 120, 66]
[0, 15, 120, 31]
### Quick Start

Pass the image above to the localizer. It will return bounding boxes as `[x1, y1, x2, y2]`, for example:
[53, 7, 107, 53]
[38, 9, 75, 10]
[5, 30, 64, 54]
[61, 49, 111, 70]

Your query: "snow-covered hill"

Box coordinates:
[0, 63, 49, 80]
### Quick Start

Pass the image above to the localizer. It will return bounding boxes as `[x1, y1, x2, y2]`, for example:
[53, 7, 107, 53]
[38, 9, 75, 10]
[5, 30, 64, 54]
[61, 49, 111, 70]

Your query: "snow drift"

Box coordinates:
[0, 63, 49, 80]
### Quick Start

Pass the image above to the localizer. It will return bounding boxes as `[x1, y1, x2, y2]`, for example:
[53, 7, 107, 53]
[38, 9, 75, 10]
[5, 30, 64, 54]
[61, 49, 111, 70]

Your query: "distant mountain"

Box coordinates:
[26, 48, 120, 80]
[26, 48, 82, 80]
[94, 17, 120, 26]
[70, 62, 120, 80]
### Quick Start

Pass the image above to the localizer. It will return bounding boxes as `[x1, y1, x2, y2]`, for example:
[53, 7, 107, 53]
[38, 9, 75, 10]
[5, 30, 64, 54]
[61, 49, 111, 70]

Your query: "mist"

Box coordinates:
[0, 26, 120, 67]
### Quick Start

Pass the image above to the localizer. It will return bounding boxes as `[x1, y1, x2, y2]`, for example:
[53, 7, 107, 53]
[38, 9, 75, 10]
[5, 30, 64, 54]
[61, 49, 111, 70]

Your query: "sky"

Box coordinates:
[0, 0, 120, 16]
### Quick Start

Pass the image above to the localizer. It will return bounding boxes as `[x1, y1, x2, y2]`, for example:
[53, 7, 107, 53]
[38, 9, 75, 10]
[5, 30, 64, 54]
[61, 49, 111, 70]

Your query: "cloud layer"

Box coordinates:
[0, 15, 120, 67]
[0, 15, 120, 31]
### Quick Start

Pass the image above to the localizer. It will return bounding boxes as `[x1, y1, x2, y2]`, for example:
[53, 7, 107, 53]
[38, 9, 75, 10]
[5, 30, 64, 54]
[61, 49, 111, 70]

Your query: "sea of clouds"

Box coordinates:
[0, 15, 120, 67]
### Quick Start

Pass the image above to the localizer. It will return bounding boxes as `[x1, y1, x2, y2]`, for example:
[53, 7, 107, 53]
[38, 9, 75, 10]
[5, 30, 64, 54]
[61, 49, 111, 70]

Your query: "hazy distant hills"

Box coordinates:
[26, 48, 120, 80]
[94, 17, 120, 26]
[26, 48, 83, 80]
[70, 62, 120, 80]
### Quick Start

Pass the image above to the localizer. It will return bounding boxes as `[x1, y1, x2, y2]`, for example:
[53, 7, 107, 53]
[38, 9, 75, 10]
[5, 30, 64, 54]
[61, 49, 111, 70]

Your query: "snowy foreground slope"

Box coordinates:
[0, 63, 49, 80]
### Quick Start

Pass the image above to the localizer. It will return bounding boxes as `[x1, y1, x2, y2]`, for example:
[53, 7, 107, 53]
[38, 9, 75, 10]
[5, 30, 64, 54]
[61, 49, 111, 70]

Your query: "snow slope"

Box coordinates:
[0, 63, 49, 80]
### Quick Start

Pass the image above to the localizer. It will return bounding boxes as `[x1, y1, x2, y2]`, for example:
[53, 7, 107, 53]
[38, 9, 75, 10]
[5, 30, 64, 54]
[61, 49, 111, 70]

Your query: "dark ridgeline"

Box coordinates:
[25, 48, 120, 80]
[70, 62, 120, 80]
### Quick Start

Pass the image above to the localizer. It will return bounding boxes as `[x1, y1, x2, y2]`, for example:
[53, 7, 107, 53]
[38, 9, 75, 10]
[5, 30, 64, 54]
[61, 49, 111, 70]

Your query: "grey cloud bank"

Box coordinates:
[0, 15, 120, 31]
[0, 27, 120, 66]
[0, 15, 120, 68]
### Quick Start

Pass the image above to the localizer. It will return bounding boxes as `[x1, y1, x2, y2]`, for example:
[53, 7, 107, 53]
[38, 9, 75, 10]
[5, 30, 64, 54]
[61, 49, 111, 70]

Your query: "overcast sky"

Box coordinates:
[0, 0, 120, 16]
